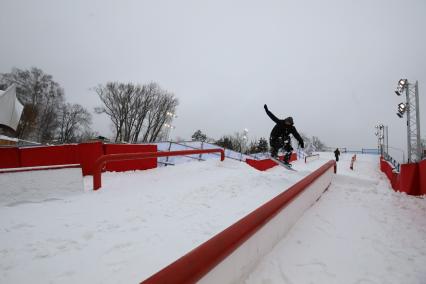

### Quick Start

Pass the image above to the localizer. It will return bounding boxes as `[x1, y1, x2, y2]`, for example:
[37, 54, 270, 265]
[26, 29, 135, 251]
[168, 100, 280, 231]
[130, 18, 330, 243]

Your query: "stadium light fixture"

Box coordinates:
[166, 111, 178, 118]
[164, 123, 176, 129]
[395, 79, 408, 96]
[396, 102, 407, 118]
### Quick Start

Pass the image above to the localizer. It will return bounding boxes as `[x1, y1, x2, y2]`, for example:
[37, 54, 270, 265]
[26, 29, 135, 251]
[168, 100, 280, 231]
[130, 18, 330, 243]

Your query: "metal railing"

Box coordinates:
[383, 152, 400, 172]
[92, 149, 225, 190]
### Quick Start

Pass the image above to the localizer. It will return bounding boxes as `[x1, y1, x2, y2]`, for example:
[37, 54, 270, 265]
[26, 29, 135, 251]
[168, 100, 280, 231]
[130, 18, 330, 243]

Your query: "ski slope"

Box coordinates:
[0, 153, 324, 283]
[246, 153, 426, 284]
[0, 152, 425, 283]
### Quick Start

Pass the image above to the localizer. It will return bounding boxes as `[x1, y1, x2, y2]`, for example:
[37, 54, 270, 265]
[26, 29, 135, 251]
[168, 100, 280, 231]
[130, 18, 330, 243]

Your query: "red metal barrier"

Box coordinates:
[141, 160, 336, 284]
[0, 147, 20, 168]
[77, 142, 105, 176]
[20, 144, 79, 167]
[419, 160, 426, 195]
[104, 144, 157, 172]
[245, 159, 278, 171]
[93, 149, 225, 190]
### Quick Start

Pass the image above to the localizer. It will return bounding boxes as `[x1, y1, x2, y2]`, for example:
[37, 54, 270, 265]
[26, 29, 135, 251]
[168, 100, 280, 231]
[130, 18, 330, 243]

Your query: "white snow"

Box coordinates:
[1, 152, 425, 283]
[0, 156, 324, 283]
[0, 134, 18, 142]
[245, 153, 426, 284]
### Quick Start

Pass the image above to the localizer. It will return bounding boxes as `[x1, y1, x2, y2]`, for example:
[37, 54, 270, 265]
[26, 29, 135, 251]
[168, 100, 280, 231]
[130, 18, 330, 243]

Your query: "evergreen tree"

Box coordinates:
[191, 130, 207, 142]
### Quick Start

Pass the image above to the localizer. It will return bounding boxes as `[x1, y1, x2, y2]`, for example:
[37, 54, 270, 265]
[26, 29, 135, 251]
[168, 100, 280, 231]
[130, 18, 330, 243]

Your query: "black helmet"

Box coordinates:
[284, 117, 294, 126]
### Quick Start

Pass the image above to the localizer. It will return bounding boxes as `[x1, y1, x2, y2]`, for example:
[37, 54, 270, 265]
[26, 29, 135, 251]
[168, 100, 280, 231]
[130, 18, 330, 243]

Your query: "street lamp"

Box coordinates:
[164, 123, 176, 141]
[240, 128, 249, 161]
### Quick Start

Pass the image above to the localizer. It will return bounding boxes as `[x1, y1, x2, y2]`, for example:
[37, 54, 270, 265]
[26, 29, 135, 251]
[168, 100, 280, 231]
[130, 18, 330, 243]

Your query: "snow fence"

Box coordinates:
[141, 160, 336, 284]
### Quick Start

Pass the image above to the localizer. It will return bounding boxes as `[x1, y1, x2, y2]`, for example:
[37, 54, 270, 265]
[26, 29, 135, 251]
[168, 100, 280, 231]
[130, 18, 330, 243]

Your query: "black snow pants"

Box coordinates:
[269, 136, 293, 162]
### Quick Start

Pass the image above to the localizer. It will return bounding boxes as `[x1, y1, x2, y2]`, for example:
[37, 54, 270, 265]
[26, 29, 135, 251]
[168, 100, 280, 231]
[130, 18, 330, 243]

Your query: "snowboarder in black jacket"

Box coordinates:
[264, 104, 304, 164]
[334, 148, 340, 162]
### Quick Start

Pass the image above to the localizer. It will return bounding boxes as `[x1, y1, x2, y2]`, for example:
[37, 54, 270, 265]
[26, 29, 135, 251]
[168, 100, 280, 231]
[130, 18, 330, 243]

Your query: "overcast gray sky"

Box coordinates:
[1, 0, 425, 154]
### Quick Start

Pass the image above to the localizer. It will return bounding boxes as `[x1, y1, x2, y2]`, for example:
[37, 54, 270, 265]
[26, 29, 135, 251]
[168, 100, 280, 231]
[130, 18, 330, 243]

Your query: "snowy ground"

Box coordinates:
[245, 153, 426, 284]
[1, 152, 425, 283]
[0, 155, 324, 283]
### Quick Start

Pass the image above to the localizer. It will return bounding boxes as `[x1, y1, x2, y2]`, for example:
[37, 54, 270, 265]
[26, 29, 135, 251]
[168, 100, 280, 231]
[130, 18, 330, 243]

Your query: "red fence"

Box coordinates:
[419, 160, 426, 195]
[380, 157, 426, 195]
[103, 144, 157, 172]
[0, 142, 158, 176]
[93, 149, 225, 190]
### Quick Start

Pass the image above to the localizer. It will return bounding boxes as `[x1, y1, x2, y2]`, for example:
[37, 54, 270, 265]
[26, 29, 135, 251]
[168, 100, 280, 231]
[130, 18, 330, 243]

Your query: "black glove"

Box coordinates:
[299, 141, 304, 148]
[264, 104, 268, 111]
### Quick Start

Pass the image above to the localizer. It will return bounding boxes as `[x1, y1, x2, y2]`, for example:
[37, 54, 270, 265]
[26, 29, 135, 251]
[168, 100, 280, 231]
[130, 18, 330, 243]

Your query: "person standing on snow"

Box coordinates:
[334, 148, 341, 162]
[264, 104, 304, 165]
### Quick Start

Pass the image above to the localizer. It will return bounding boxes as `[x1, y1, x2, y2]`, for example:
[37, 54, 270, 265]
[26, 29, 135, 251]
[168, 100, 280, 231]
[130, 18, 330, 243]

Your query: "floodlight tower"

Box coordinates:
[395, 79, 422, 162]
[375, 124, 385, 156]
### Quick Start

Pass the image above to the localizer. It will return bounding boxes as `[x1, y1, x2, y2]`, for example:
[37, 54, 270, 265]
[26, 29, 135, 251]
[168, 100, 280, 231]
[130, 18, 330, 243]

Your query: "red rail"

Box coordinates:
[140, 160, 336, 284]
[93, 149, 225, 190]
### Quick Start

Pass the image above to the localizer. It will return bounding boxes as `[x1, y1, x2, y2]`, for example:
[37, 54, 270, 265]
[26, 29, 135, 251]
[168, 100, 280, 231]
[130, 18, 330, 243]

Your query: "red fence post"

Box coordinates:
[93, 149, 225, 190]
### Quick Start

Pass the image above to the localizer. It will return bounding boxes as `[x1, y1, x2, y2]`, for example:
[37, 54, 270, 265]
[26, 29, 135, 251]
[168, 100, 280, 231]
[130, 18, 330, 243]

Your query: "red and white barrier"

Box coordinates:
[141, 161, 336, 284]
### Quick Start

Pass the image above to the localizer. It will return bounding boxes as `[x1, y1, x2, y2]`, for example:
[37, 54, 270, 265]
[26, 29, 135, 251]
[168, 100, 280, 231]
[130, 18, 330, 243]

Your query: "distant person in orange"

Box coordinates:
[334, 148, 341, 162]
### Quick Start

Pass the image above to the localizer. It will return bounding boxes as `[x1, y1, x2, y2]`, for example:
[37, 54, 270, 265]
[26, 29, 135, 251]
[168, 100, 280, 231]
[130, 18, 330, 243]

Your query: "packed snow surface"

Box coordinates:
[1, 153, 425, 283]
[245, 153, 426, 284]
[0, 155, 322, 283]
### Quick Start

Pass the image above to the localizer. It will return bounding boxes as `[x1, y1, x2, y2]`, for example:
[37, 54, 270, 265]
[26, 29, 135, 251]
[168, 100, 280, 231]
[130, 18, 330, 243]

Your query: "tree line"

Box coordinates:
[191, 129, 326, 154]
[0, 67, 178, 144]
[94, 82, 178, 143]
[1, 67, 327, 150]
[1, 67, 92, 143]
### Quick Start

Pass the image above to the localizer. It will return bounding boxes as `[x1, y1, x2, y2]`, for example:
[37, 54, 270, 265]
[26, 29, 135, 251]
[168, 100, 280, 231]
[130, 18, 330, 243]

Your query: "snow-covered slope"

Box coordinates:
[245, 153, 426, 284]
[0, 156, 325, 283]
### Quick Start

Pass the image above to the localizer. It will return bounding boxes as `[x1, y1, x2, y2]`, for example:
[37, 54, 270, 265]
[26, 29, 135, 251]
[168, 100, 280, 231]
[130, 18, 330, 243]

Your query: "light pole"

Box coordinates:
[240, 128, 249, 161]
[395, 79, 422, 163]
[164, 111, 177, 142]
[375, 123, 386, 156]
[164, 123, 176, 141]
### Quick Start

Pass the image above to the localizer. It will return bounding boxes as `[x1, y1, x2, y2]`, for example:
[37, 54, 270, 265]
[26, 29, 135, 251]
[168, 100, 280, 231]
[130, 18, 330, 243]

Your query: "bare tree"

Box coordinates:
[94, 82, 132, 142]
[0, 67, 64, 142]
[144, 92, 178, 142]
[57, 103, 92, 143]
[95, 82, 178, 143]
[130, 83, 156, 143]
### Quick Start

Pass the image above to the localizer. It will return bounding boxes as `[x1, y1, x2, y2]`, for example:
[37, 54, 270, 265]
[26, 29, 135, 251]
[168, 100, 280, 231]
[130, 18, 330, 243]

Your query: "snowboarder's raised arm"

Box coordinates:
[264, 104, 280, 124]
[291, 127, 304, 148]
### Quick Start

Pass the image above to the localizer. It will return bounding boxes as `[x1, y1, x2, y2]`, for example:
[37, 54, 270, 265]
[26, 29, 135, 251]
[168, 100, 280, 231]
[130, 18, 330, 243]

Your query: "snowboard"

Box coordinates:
[270, 157, 297, 171]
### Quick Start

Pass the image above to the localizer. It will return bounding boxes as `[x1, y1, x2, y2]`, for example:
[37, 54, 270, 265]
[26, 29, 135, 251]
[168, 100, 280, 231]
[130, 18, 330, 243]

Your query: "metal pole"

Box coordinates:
[415, 81, 422, 160]
[386, 126, 389, 157]
[406, 82, 412, 163]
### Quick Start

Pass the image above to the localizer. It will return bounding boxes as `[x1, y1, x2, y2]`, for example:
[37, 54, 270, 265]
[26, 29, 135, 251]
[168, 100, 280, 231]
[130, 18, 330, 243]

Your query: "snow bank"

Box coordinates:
[0, 166, 83, 207]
